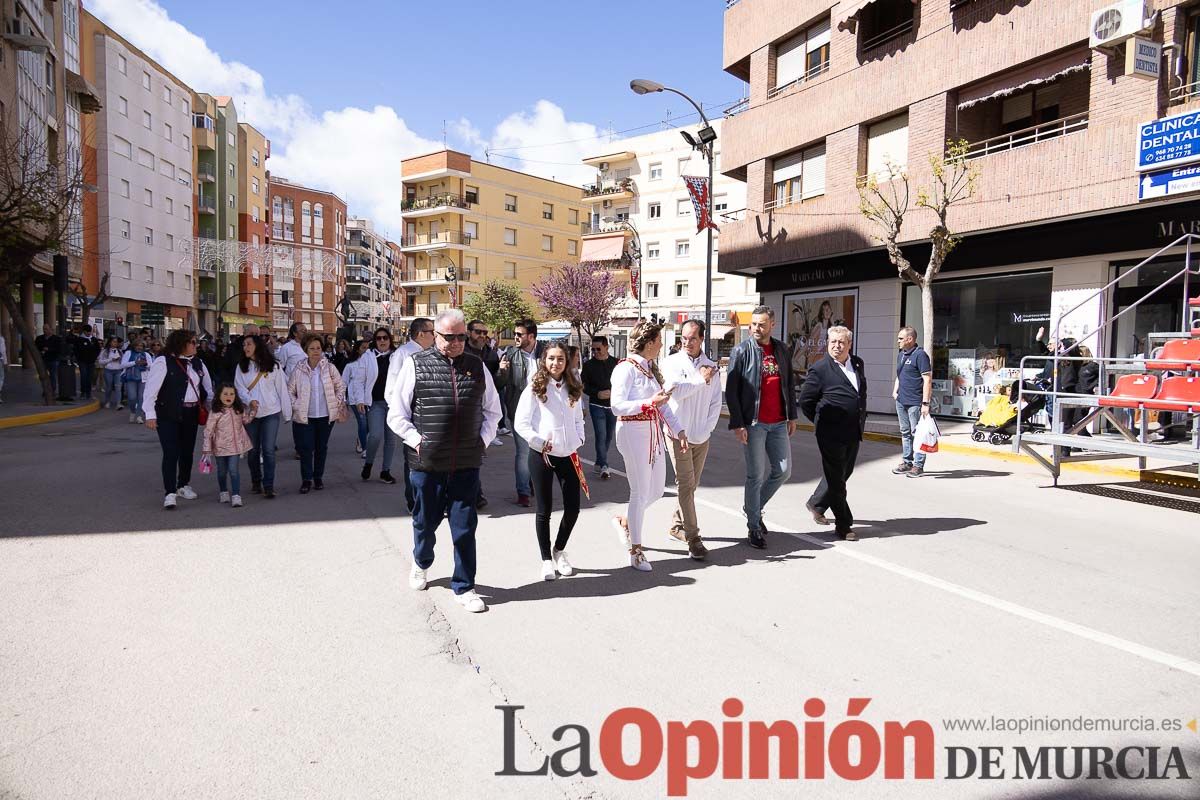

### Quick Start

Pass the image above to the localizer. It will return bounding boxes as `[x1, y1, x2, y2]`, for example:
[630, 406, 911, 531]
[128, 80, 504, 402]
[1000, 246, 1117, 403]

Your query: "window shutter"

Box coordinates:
[775, 31, 806, 87]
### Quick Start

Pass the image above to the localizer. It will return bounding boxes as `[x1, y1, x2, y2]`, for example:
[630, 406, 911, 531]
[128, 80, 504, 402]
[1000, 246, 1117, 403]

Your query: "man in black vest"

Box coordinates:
[799, 325, 869, 541]
[388, 309, 502, 613]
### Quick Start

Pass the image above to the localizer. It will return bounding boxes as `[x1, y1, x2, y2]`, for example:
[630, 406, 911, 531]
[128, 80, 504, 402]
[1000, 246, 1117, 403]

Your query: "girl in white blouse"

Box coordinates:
[609, 322, 690, 571]
[515, 342, 587, 581]
[234, 334, 291, 498]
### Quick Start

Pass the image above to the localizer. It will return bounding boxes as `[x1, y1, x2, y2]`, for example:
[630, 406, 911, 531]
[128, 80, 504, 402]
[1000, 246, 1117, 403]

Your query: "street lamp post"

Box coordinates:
[630, 79, 718, 356]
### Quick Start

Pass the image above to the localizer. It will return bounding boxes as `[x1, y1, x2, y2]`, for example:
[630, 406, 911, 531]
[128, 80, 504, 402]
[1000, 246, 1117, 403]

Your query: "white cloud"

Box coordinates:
[86, 1, 605, 228]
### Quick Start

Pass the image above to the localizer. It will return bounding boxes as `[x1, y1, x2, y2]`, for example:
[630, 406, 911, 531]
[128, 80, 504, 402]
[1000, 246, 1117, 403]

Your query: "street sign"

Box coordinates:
[1138, 164, 1200, 201]
[1137, 110, 1200, 171]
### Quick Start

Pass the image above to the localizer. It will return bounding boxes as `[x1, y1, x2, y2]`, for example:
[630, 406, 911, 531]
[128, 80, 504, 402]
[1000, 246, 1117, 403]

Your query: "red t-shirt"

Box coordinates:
[757, 342, 785, 424]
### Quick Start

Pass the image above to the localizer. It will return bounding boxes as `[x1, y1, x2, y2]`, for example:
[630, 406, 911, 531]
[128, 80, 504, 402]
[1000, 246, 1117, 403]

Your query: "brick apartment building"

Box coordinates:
[267, 177, 347, 336]
[720, 0, 1200, 419]
[236, 122, 270, 326]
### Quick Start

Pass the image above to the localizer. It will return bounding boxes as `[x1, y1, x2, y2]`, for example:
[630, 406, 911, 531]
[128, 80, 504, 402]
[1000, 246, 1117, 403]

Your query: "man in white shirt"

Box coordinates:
[384, 317, 435, 512]
[661, 320, 722, 560]
[276, 322, 308, 378]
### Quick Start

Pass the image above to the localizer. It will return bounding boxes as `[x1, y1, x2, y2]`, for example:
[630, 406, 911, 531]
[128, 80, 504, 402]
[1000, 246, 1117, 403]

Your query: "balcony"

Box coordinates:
[1169, 80, 1200, 109]
[582, 222, 632, 239]
[197, 292, 217, 309]
[197, 199, 217, 215]
[346, 267, 372, 285]
[197, 165, 216, 183]
[398, 230, 473, 252]
[398, 267, 474, 287]
[401, 193, 472, 218]
[582, 178, 635, 204]
[964, 112, 1089, 161]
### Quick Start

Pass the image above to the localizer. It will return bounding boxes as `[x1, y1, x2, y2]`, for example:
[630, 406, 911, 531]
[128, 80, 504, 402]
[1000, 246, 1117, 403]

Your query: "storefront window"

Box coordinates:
[1110, 257, 1199, 359]
[903, 271, 1051, 417]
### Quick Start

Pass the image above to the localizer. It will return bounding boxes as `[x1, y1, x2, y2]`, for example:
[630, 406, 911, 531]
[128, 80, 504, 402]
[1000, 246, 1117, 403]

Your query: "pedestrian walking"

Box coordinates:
[388, 309, 503, 613]
[467, 318, 502, 510]
[277, 322, 308, 378]
[201, 383, 258, 508]
[120, 339, 151, 423]
[343, 338, 372, 456]
[144, 329, 214, 509]
[799, 326, 868, 541]
[235, 334, 290, 498]
[385, 317, 435, 513]
[361, 327, 400, 485]
[892, 326, 932, 478]
[287, 334, 347, 494]
[99, 337, 125, 409]
[332, 338, 351, 373]
[582, 335, 619, 480]
[73, 325, 100, 400]
[35, 324, 62, 396]
[609, 321, 690, 572]
[661, 320, 721, 560]
[496, 319, 543, 507]
[514, 341, 587, 582]
[726, 306, 798, 549]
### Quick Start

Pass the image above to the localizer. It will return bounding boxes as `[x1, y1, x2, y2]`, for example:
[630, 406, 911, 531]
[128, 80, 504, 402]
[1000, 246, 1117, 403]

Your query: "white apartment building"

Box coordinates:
[579, 120, 756, 356]
[346, 217, 403, 334]
[89, 22, 195, 318]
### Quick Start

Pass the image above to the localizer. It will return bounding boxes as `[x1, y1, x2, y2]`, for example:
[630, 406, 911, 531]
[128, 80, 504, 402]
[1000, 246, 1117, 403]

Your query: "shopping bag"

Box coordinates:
[198, 455, 213, 475]
[915, 414, 940, 454]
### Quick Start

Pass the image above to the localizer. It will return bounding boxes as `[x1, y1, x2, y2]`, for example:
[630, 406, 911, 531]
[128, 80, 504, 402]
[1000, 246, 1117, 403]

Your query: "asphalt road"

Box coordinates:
[1, 409, 1198, 799]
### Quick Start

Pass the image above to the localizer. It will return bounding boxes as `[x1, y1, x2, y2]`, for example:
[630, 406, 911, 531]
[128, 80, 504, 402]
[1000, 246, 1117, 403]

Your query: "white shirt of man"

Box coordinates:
[520, 347, 537, 385]
[277, 338, 307, 377]
[661, 350, 723, 445]
[835, 356, 858, 392]
[387, 355, 503, 452]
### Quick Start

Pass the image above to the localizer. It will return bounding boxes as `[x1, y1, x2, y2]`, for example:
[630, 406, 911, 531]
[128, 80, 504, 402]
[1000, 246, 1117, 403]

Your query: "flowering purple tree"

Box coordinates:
[531, 262, 626, 349]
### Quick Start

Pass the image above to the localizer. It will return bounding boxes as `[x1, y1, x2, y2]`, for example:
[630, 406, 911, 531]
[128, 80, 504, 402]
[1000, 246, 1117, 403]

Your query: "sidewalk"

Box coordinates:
[0, 365, 98, 429]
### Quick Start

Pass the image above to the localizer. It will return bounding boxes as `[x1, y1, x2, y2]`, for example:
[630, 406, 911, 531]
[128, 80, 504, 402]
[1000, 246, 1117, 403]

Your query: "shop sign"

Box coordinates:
[1011, 312, 1050, 324]
[1137, 111, 1200, 171]
[671, 310, 731, 325]
[1139, 164, 1200, 201]
[1125, 37, 1161, 81]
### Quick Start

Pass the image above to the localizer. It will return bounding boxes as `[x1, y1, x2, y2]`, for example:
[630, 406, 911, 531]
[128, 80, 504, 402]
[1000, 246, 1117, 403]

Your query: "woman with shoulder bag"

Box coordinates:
[288, 334, 348, 494]
[235, 334, 291, 498]
[142, 329, 214, 509]
[120, 339, 151, 423]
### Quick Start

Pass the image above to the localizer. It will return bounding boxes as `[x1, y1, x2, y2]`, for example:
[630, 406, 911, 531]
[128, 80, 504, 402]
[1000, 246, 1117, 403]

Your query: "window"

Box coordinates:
[119, 260, 132, 278]
[117, 54, 127, 75]
[166, 233, 174, 251]
[144, 227, 153, 245]
[137, 148, 154, 169]
[301, 200, 312, 243]
[615, 207, 630, 222]
[184, 274, 192, 290]
[773, 18, 831, 94]
[313, 204, 323, 244]
[142, 110, 151, 129]
[119, 179, 130, 198]
[649, 202, 662, 219]
[183, 133, 190, 151]
[251, 177, 259, 195]
[166, 197, 173, 215]
[649, 162, 663, 180]
[675, 240, 690, 257]
[115, 136, 132, 158]
[465, 186, 479, 204]
[181, 98, 188, 115]
[227, 132, 235, 147]
[541, 234, 553, 252]
[675, 281, 689, 298]
[677, 199, 692, 217]
[504, 261, 517, 279]
[645, 282, 659, 299]
[999, 85, 1064, 134]
[118, 96, 127, 116]
[120, 220, 130, 239]
[193, 114, 214, 130]
[647, 242, 661, 259]
[714, 194, 729, 213]
[568, 208, 578, 225]
[160, 160, 174, 179]
[504, 227, 517, 246]
[143, 189, 153, 207]
[251, 148, 260, 167]
[184, 204, 191, 221]
[228, 224, 235, 238]
[464, 221, 478, 239]
[678, 157, 691, 176]
[144, 265, 154, 283]
[542, 202, 554, 220]
[860, 0, 916, 51]
[772, 142, 826, 206]
[228, 163, 235, 177]
[567, 239, 577, 256]
[866, 112, 909, 177]
[178, 169, 191, 187]
[142, 71, 150, 91]
[166, 271, 175, 288]
[228, 193, 235, 209]
[164, 123, 172, 142]
[162, 86, 171, 104]
[504, 194, 518, 212]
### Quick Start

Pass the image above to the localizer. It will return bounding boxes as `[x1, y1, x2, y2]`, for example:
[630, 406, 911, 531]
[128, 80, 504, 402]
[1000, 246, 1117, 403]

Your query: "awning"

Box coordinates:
[957, 48, 1091, 110]
[578, 234, 625, 263]
[65, 69, 103, 114]
[834, 0, 883, 32]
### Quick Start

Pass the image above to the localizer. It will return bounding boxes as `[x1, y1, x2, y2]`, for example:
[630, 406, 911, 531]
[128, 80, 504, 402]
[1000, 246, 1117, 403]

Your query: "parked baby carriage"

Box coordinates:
[971, 381, 1047, 445]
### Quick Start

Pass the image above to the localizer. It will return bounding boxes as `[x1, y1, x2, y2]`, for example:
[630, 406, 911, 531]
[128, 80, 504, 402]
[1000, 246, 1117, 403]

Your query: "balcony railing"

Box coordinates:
[197, 166, 216, 183]
[964, 112, 1089, 160]
[400, 231, 473, 247]
[1169, 80, 1200, 107]
[197, 200, 217, 215]
[861, 18, 914, 53]
[582, 178, 634, 199]
[766, 60, 830, 100]
[402, 193, 472, 212]
[723, 97, 750, 117]
[197, 292, 217, 308]
[346, 268, 372, 284]
[401, 268, 474, 284]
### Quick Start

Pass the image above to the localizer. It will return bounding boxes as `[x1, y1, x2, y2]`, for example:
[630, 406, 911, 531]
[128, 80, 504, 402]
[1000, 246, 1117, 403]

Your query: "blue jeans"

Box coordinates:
[216, 455, 241, 496]
[351, 405, 369, 450]
[246, 412, 281, 489]
[78, 362, 95, 398]
[125, 380, 144, 418]
[896, 401, 926, 468]
[743, 420, 792, 531]
[366, 400, 396, 470]
[293, 417, 334, 481]
[45, 359, 59, 394]
[411, 468, 480, 595]
[103, 370, 121, 406]
[513, 426, 532, 497]
[589, 405, 616, 468]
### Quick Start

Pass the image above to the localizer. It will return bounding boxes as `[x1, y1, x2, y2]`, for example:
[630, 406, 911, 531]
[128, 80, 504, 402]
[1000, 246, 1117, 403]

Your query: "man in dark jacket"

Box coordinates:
[581, 335, 619, 479]
[495, 318, 543, 506]
[725, 306, 798, 549]
[388, 309, 503, 614]
[799, 325, 868, 541]
[466, 319, 500, 510]
[35, 324, 62, 395]
[72, 325, 102, 400]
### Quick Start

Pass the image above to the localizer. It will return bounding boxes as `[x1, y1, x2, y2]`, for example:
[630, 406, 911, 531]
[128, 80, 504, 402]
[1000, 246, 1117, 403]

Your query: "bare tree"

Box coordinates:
[69, 272, 111, 331]
[858, 139, 981, 349]
[0, 121, 87, 403]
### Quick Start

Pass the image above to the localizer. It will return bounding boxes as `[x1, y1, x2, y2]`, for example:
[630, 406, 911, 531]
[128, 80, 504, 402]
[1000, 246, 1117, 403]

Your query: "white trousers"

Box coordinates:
[615, 420, 666, 546]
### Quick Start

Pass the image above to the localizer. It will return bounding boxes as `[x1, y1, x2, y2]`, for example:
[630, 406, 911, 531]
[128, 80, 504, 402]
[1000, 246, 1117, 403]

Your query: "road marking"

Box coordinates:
[582, 456, 1200, 679]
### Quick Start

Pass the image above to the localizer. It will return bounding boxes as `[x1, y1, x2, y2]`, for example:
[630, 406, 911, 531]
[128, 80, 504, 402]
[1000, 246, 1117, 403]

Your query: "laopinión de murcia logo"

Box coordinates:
[497, 700, 1196, 796]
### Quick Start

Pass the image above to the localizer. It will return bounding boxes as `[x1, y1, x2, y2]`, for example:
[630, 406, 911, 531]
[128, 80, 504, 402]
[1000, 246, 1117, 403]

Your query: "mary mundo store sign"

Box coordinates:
[752, 200, 1200, 293]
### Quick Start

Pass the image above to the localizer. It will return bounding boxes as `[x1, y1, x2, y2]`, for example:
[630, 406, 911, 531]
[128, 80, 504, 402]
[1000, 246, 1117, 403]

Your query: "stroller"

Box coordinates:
[971, 380, 1047, 445]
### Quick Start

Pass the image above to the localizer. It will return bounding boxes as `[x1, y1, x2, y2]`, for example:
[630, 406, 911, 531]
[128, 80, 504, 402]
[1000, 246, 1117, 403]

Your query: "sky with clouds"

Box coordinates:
[86, 0, 744, 239]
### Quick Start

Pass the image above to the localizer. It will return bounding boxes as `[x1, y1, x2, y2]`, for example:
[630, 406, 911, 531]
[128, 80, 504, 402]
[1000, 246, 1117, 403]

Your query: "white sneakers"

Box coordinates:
[219, 491, 230, 504]
[128, 413, 138, 423]
[541, 560, 557, 581]
[408, 563, 428, 591]
[612, 516, 631, 550]
[553, 549, 573, 577]
[630, 547, 653, 572]
[163, 493, 177, 509]
[176, 485, 198, 500]
[455, 590, 486, 613]
[231, 495, 243, 508]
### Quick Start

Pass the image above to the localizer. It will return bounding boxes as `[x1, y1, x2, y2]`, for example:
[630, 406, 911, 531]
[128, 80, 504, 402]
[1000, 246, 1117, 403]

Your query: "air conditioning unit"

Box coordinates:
[1089, 0, 1151, 49]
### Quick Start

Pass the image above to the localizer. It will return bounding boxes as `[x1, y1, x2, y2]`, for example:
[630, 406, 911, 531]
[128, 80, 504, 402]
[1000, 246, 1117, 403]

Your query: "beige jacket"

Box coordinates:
[202, 407, 256, 457]
[288, 358, 347, 425]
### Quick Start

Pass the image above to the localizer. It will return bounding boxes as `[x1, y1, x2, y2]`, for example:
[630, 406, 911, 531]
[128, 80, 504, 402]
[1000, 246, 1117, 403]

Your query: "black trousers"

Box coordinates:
[156, 406, 200, 495]
[808, 437, 860, 534]
[528, 451, 581, 561]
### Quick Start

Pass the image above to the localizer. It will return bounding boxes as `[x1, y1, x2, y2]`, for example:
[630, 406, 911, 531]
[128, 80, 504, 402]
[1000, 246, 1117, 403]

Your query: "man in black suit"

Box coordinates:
[798, 325, 868, 541]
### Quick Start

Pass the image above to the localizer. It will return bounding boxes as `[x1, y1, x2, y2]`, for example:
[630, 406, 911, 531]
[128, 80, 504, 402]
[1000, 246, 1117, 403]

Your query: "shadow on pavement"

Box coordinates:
[800, 517, 988, 540]
[924, 469, 1013, 480]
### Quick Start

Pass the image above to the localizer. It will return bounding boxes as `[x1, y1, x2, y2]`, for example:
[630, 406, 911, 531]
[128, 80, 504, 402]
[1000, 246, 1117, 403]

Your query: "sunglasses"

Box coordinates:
[436, 332, 468, 342]
[376, 335, 391, 341]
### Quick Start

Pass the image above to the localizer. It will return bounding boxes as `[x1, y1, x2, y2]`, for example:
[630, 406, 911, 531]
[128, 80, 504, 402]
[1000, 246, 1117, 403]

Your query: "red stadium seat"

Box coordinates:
[1098, 374, 1160, 408]
[1142, 376, 1200, 412]
[1146, 338, 1200, 371]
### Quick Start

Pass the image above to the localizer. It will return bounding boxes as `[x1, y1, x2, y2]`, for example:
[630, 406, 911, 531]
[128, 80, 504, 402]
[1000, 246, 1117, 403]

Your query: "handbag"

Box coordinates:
[178, 357, 209, 425]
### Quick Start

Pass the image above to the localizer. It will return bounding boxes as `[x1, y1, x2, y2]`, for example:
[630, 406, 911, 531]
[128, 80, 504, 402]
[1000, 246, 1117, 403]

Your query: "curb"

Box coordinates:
[0, 399, 100, 430]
